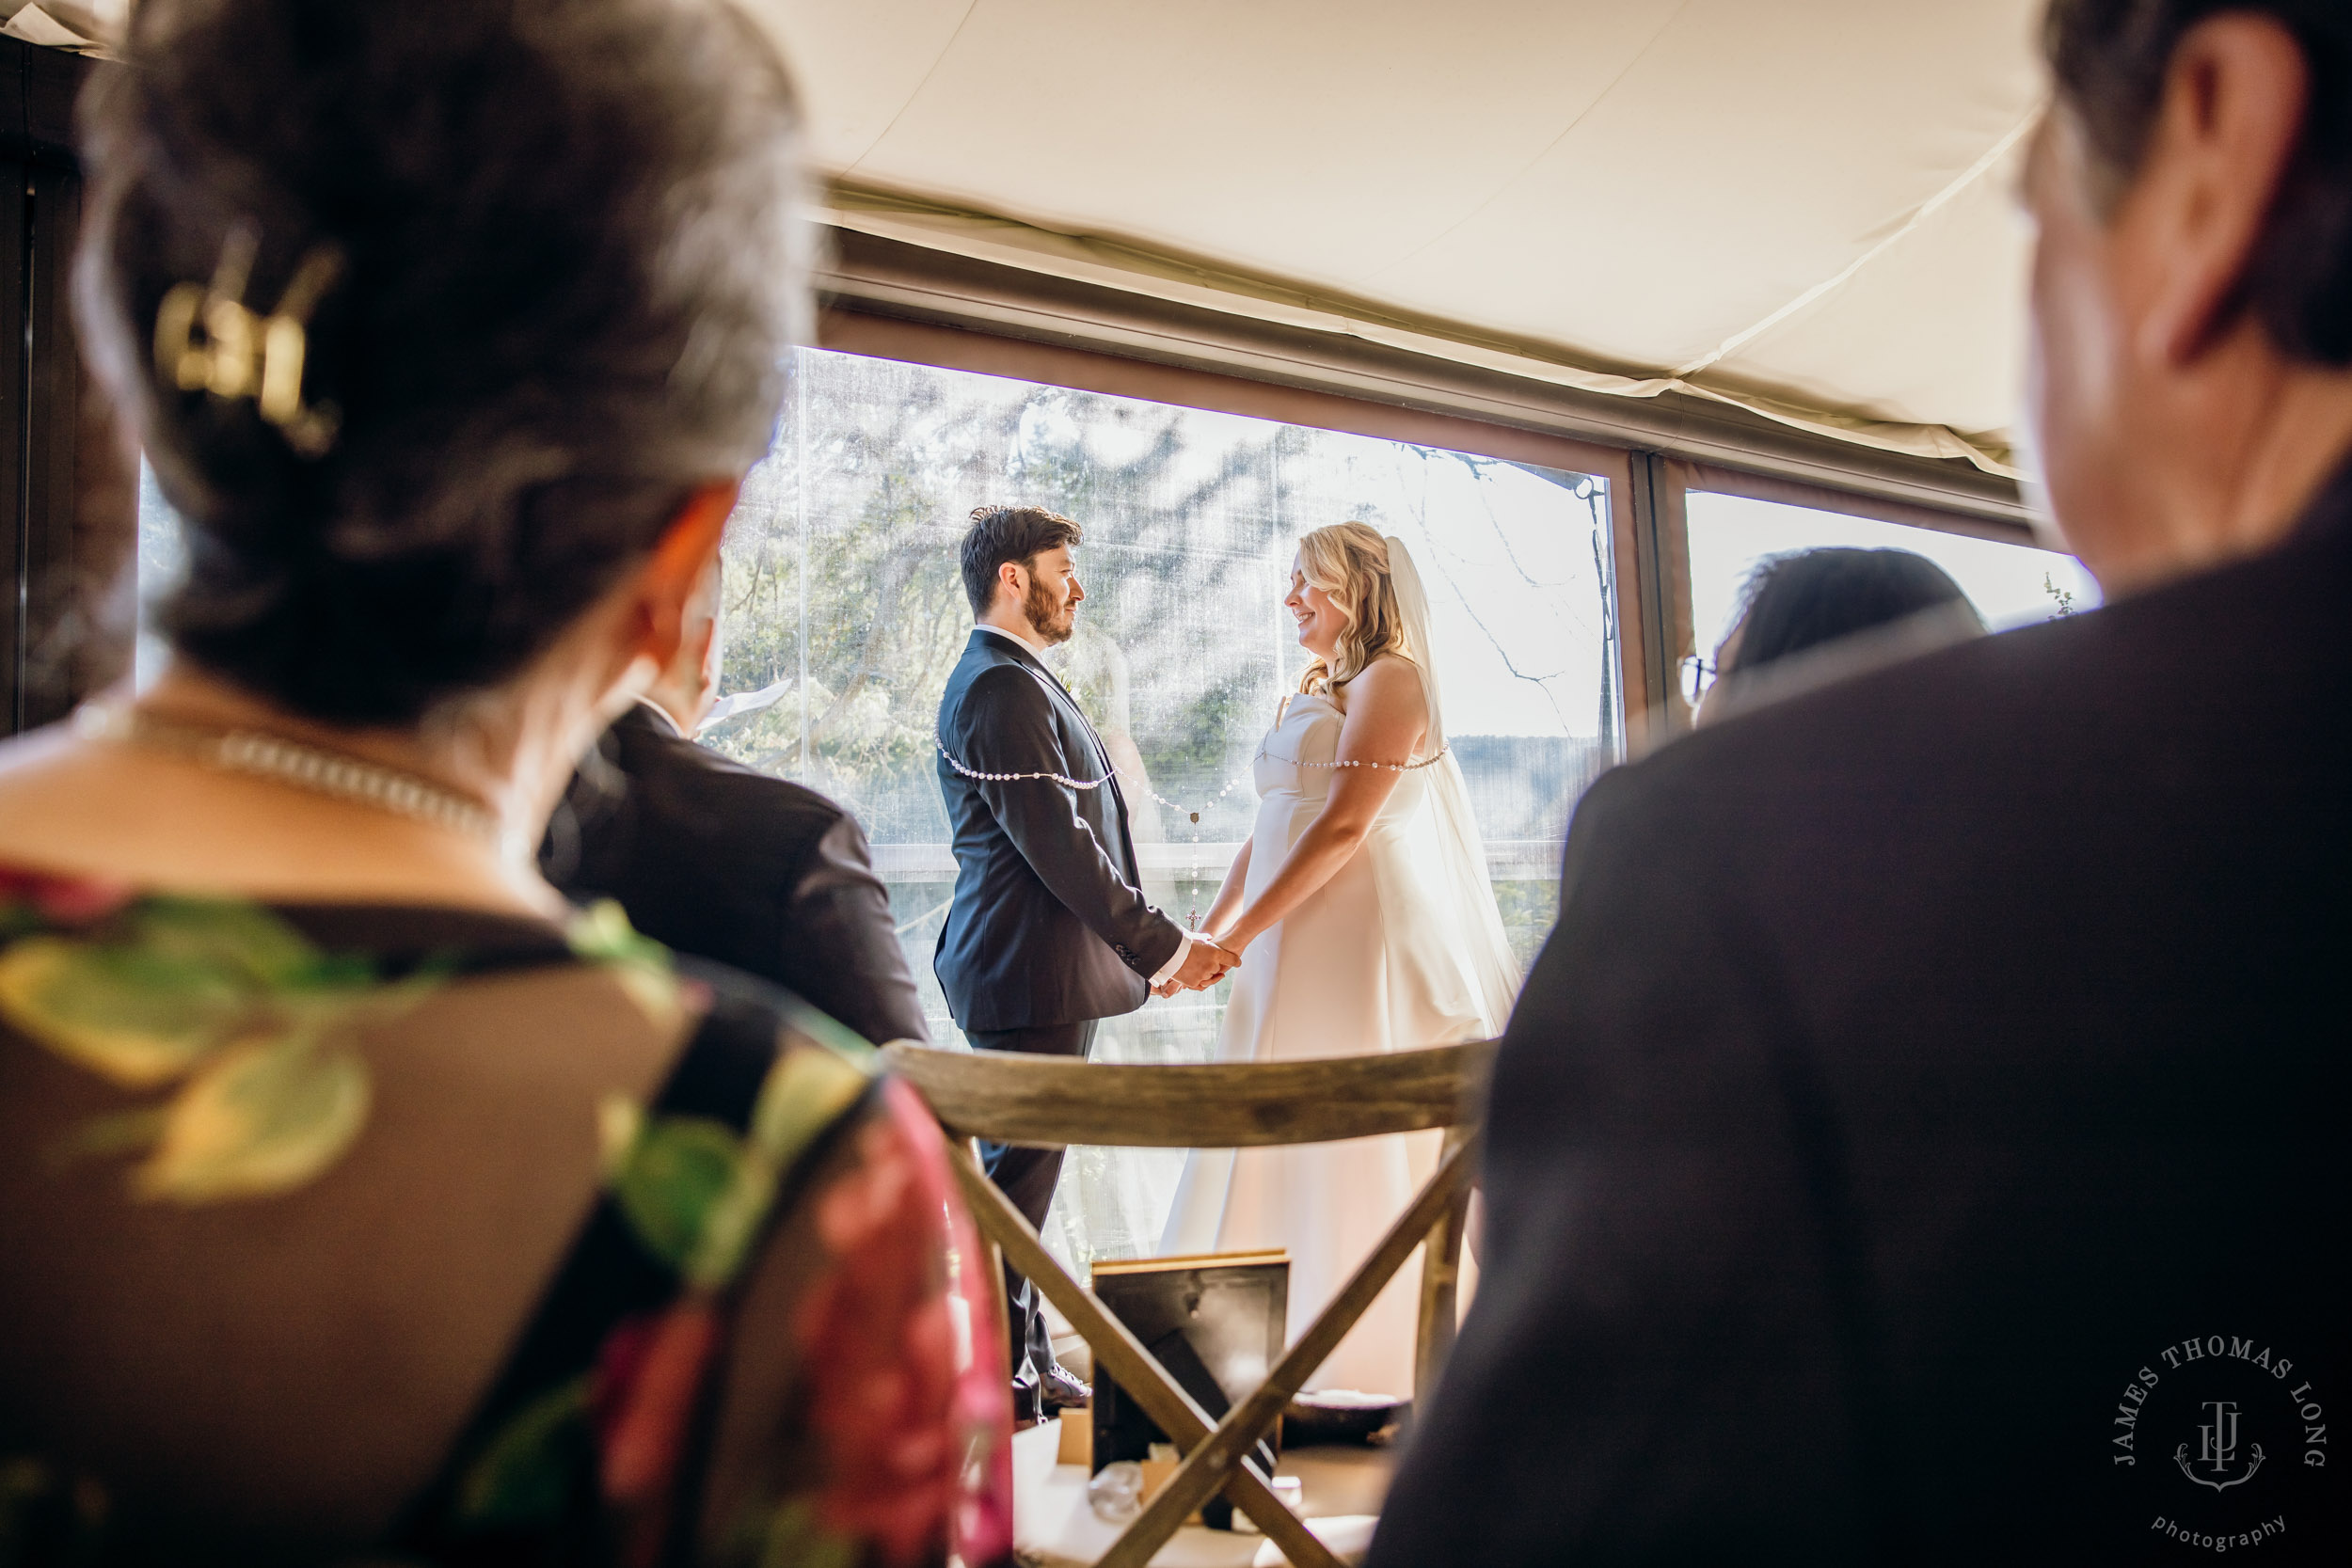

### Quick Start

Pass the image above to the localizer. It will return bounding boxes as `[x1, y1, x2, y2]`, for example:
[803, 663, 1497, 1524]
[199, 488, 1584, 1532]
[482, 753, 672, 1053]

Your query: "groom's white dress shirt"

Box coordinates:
[973, 621, 1194, 990]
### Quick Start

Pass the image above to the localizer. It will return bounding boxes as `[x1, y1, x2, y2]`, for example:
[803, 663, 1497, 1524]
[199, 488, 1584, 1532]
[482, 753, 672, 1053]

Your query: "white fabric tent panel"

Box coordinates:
[771, 0, 976, 170]
[1707, 149, 2033, 440]
[817, 0, 1682, 282]
[1362, 0, 2042, 373]
[755, 0, 2048, 453]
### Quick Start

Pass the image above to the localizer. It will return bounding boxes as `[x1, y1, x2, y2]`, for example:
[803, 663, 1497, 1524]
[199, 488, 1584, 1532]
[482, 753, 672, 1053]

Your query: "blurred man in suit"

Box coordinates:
[542, 559, 927, 1049]
[1374, 2, 2350, 1561]
[935, 504, 1233, 1421]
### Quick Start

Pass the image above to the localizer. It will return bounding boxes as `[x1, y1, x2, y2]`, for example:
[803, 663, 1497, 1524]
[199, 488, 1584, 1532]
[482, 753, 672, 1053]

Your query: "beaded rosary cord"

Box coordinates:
[935, 738, 1451, 929]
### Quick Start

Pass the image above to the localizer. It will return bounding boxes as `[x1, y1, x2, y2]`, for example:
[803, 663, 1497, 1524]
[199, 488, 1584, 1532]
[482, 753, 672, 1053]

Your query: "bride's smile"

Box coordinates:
[1285, 560, 1345, 658]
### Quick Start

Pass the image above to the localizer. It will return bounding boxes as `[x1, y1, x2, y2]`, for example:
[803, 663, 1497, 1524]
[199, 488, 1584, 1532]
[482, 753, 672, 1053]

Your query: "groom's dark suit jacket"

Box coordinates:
[1373, 462, 2352, 1564]
[934, 628, 1184, 1032]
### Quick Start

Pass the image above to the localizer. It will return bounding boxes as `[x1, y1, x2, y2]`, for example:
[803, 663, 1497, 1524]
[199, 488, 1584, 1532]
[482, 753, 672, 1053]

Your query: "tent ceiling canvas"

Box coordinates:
[753, 0, 2046, 474]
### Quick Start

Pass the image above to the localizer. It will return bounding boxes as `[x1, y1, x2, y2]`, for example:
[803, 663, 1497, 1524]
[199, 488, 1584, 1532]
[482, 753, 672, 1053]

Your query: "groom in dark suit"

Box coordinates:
[936, 504, 1234, 1420]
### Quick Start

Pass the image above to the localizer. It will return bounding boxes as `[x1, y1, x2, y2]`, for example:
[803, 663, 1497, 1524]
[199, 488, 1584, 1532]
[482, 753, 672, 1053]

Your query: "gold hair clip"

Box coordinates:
[153, 224, 344, 457]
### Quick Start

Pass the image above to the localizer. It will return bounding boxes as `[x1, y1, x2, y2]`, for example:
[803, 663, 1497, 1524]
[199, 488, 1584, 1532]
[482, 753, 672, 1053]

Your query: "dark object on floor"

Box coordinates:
[1092, 1252, 1288, 1530]
[1283, 1390, 1409, 1449]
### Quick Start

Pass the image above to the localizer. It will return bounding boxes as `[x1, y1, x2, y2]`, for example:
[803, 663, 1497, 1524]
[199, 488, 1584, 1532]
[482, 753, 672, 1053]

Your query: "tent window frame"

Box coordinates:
[819, 303, 1648, 740]
[816, 303, 2029, 748]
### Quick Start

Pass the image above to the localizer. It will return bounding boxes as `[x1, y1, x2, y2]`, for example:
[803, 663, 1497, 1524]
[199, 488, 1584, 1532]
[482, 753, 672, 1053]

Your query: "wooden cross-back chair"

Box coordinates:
[882, 1038, 1496, 1568]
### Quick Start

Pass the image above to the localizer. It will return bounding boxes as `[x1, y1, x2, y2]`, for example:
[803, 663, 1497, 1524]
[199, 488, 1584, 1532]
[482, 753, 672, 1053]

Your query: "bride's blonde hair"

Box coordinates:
[1295, 521, 1415, 696]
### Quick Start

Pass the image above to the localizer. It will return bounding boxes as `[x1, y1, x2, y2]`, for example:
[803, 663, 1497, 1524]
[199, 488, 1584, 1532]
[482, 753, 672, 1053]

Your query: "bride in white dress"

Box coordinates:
[1158, 522, 1520, 1397]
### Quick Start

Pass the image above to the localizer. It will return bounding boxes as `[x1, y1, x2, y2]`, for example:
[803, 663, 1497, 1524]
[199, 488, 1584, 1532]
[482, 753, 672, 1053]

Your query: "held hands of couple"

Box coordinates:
[1152, 935, 1244, 998]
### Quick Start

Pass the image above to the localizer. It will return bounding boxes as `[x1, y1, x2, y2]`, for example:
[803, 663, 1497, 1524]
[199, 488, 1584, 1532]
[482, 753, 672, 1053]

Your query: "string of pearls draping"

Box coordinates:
[934, 739, 1449, 825]
[1278, 751, 1451, 770]
[938, 736, 1450, 935]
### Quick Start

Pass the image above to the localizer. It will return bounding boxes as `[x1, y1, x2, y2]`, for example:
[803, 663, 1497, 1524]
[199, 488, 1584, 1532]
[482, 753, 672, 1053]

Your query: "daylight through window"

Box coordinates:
[707, 347, 1622, 1268]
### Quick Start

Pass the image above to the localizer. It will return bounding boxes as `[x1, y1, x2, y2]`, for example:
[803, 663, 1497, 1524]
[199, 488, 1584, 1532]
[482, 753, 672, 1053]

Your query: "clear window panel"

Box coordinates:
[1685, 489, 2102, 663]
[713, 347, 1623, 1271]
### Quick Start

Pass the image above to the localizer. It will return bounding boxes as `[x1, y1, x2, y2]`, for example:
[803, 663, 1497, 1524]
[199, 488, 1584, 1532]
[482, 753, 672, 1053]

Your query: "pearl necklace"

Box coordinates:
[78, 705, 518, 856]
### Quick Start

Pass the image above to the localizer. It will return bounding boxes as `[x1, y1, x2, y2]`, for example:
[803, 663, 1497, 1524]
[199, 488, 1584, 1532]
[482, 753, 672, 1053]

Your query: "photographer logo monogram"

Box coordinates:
[2113, 1335, 2327, 1551]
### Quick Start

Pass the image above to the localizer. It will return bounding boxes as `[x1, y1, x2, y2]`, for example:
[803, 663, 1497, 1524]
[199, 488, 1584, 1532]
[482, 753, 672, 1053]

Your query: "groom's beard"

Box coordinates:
[1025, 578, 1076, 645]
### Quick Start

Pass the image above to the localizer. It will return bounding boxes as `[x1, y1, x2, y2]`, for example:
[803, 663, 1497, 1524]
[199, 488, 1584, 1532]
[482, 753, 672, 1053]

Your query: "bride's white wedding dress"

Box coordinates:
[1158, 539, 1519, 1397]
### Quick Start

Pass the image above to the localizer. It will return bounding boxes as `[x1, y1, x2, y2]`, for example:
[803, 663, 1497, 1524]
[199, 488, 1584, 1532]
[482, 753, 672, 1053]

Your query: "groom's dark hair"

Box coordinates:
[961, 505, 1084, 617]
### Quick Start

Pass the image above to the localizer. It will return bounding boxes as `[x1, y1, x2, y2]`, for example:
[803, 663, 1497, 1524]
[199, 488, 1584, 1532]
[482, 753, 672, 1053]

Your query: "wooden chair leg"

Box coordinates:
[1101, 1135, 1481, 1568]
[962, 1136, 1010, 1372]
[942, 1142, 1343, 1568]
[1414, 1123, 1475, 1400]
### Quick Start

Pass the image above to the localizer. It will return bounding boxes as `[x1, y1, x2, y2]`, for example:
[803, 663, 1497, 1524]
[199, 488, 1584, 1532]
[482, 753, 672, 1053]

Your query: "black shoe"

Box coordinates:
[1039, 1365, 1093, 1413]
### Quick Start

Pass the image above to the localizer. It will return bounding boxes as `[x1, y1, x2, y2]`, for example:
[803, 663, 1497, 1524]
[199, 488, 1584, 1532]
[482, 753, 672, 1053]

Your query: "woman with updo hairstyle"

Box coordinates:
[0, 0, 1011, 1562]
[1159, 520, 1520, 1399]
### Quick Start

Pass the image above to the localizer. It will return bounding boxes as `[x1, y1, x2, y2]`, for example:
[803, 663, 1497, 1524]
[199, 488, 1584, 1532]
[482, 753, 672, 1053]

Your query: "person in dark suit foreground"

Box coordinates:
[1373, 2, 2350, 1562]
[543, 561, 928, 1049]
[935, 505, 1235, 1420]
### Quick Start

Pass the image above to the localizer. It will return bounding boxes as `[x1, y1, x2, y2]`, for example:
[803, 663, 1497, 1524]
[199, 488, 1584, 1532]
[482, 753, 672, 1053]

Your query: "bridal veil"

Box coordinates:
[1383, 535, 1522, 1036]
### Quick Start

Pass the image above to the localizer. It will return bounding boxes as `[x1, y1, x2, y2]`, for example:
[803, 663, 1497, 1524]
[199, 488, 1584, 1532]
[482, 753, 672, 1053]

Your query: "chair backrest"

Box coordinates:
[879, 1037, 1496, 1148]
[883, 1037, 1495, 1568]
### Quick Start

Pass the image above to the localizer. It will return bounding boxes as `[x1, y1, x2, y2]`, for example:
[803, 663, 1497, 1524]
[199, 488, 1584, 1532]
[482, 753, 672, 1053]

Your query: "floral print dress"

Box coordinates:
[0, 868, 1012, 1568]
